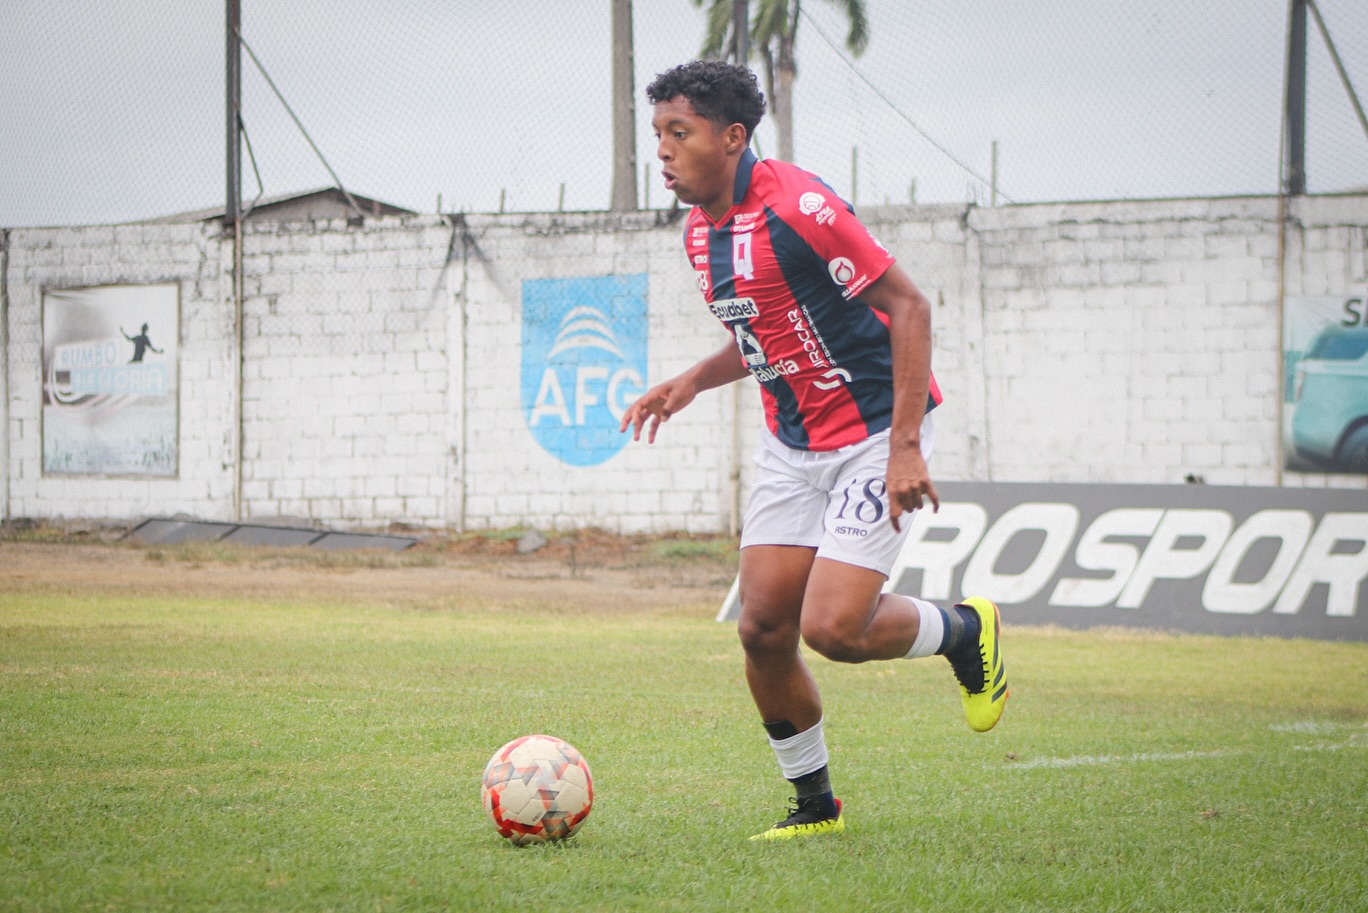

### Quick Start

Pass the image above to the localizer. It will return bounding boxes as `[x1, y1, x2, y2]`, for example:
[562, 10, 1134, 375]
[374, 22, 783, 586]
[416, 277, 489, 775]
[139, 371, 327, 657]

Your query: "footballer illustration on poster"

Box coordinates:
[1284, 288, 1368, 473]
[41, 283, 179, 476]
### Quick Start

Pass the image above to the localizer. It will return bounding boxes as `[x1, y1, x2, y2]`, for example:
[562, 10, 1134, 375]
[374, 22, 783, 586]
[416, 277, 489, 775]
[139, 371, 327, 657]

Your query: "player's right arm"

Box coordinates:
[620, 339, 748, 443]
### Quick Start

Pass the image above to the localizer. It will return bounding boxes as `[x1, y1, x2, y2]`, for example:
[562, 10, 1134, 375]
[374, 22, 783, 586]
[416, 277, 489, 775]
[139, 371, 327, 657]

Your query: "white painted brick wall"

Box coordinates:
[4, 193, 1366, 530]
[236, 215, 455, 527]
[3, 221, 237, 521]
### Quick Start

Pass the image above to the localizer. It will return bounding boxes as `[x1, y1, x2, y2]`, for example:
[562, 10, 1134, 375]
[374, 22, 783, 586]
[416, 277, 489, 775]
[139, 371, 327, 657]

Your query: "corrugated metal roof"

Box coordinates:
[144, 187, 416, 224]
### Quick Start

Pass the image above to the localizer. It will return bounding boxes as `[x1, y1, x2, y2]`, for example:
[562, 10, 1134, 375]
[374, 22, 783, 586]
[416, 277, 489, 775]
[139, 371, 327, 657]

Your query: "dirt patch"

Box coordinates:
[0, 522, 740, 617]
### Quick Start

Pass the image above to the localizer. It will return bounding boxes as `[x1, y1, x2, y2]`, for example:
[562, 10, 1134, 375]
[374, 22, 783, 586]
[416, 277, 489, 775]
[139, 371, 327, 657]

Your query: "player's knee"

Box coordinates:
[737, 603, 799, 657]
[800, 618, 864, 664]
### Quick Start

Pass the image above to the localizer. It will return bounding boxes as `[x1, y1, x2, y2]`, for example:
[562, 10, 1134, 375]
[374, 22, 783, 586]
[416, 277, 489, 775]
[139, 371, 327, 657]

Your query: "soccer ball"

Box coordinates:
[481, 734, 594, 845]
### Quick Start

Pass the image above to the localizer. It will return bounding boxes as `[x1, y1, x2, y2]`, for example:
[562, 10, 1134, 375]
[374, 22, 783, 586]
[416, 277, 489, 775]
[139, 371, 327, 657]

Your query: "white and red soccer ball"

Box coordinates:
[481, 734, 594, 845]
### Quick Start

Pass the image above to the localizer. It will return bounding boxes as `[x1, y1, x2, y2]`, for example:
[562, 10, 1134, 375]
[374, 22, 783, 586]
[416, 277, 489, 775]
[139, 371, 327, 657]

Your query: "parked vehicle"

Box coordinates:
[1292, 325, 1368, 471]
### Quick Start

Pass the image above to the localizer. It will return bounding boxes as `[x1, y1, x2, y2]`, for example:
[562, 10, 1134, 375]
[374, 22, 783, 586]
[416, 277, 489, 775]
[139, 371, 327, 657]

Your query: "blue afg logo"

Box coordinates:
[521, 274, 648, 466]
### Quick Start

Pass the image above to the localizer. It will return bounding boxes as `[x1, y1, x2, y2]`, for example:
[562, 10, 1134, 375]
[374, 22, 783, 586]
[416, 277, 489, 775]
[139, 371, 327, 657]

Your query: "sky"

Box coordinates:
[1, 0, 1365, 227]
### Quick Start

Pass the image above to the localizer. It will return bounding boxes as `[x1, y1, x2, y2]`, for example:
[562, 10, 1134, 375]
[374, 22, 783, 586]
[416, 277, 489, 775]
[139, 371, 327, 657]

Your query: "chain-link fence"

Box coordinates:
[2, 0, 1365, 228]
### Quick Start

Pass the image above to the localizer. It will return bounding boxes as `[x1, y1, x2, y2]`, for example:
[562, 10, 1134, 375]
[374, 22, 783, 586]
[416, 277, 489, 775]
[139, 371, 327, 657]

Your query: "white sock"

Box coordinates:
[767, 717, 829, 780]
[904, 596, 944, 659]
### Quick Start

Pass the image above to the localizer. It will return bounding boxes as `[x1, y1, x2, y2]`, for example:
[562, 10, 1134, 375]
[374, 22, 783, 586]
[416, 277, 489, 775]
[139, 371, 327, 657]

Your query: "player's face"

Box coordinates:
[652, 96, 736, 219]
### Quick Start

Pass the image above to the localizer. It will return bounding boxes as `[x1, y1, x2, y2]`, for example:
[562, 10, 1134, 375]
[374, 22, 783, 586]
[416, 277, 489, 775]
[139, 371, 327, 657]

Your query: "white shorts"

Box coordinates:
[740, 414, 936, 577]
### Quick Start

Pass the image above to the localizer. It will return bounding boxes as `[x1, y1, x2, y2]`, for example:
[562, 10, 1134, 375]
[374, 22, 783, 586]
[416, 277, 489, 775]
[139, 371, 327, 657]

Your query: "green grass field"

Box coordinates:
[2, 575, 1366, 912]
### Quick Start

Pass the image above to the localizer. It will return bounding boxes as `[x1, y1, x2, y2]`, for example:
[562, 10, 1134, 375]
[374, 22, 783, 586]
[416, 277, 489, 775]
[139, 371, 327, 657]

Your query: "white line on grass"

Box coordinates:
[1009, 750, 1232, 770]
[1268, 721, 1342, 734]
[1009, 734, 1364, 771]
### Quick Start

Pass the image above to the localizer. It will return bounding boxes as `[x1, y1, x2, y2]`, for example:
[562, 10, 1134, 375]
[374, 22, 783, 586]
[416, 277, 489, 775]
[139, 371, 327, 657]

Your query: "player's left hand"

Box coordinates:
[886, 447, 939, 533]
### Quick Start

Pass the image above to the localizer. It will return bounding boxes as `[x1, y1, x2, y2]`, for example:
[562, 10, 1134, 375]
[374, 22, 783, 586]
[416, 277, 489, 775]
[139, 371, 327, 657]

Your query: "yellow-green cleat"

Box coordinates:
[948, 597, 1008, 732]
[749, 797, 845, 841]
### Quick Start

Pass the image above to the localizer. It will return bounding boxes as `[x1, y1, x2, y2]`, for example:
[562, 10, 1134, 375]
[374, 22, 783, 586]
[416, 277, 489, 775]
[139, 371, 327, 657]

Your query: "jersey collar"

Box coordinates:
[732, 148, 758, 207]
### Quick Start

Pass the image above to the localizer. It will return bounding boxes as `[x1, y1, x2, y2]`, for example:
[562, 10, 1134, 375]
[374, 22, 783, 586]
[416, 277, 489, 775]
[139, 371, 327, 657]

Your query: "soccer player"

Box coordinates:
[620, 60, 1008, 840]
[121, 323, 163, 363]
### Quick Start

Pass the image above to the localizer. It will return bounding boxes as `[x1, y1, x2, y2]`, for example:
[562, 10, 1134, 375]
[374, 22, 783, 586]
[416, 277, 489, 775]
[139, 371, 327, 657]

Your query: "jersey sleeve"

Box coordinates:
[768, 165, 897, 302]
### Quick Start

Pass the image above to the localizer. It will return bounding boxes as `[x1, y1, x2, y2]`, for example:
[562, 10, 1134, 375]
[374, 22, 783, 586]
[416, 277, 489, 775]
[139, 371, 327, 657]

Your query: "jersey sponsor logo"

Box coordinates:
[733, 324, 767, 367]
[521, 274, 648, 467]
[709, 297, 760, 322]
[828, 257, 857, 285]
[731, 321, 799, 383]
[696, 270, 710, 292]
[750, 359, 801, 383]
[786, 307, 832, 370]
[799, 191, 839, 226]
[813, 367, 852, 390]
[828, 256, 873, 299]
[732, 212, 761, 236]
[693, 253, 708, 265]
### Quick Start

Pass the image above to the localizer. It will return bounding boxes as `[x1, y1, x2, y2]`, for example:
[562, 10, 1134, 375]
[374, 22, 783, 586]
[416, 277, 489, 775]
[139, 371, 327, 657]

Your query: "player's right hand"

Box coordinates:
[620, 377, 697, 444]
[886, 446, 939, 532]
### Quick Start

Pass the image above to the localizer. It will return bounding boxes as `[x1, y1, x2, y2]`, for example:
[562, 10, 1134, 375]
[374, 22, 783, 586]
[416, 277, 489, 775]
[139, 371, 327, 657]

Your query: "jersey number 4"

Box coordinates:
[732, 232, 755, 281]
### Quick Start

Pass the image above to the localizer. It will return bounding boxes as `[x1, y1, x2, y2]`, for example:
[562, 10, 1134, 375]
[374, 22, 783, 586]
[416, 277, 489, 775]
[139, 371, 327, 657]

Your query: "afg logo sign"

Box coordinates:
[521, 274, 648, 466]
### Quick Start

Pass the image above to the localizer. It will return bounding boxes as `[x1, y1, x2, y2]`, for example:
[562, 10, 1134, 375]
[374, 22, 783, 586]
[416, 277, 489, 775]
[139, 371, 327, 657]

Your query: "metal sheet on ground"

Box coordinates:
[125, 518, 417, 552]
[219, 526, 321, 547]
[312, 532, 418, 551]
[125, 519, 237, 545]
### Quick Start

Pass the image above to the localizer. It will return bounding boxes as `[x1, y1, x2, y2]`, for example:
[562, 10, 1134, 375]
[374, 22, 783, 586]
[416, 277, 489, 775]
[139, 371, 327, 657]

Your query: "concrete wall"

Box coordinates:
[236, 216, 456, 527]
[4, 193, 1366, 532]
[3, 221, 237, 521]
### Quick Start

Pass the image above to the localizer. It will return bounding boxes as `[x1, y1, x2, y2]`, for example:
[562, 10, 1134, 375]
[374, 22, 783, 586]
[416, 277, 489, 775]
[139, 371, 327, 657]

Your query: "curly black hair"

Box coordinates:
[646, 59, 766, 140]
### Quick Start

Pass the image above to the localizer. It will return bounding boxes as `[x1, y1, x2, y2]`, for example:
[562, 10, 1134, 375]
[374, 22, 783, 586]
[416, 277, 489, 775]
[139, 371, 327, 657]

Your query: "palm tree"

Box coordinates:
[693, 0, 869, 163]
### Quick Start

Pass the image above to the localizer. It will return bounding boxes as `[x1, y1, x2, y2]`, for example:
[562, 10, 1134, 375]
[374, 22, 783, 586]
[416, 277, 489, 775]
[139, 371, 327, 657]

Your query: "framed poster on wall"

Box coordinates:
[1284, 289, 1368, 473]
[41, 283, 179, 477]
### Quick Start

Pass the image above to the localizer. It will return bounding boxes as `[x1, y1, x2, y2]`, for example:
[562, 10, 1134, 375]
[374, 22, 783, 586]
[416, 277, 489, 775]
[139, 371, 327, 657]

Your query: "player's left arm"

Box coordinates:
[860, 264, 940, 531]
[776, 172, 939, 527]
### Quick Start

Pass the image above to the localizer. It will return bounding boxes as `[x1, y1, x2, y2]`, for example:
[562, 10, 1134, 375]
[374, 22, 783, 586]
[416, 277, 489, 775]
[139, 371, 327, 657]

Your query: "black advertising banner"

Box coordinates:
[718, 483, 1368, 642]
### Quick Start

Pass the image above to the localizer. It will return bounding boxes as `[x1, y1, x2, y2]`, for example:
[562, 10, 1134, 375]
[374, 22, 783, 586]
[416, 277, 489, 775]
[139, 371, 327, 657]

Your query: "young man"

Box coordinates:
[620, 60, 1007, 840]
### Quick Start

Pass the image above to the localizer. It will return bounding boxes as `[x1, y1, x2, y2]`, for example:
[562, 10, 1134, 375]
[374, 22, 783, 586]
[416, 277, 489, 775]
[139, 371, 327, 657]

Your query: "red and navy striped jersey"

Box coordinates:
[684, 149, 942, 452]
